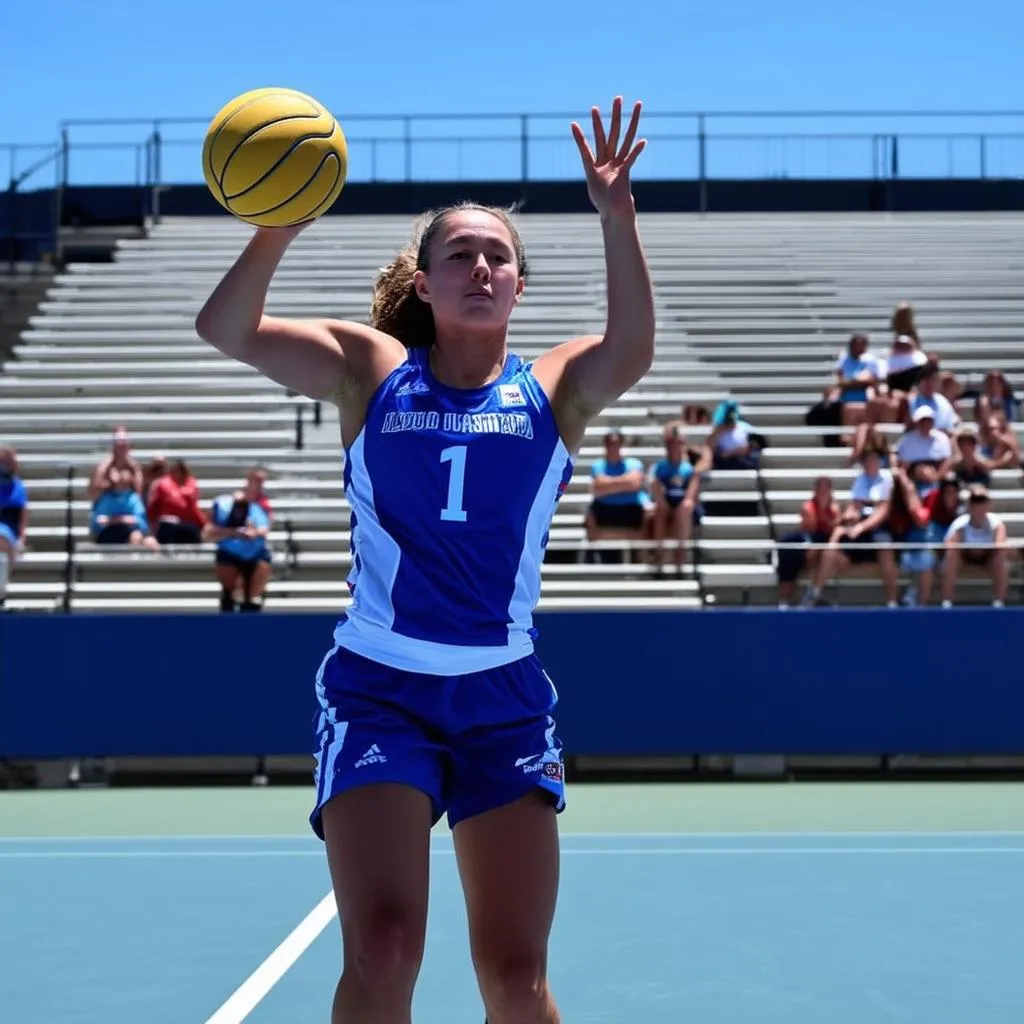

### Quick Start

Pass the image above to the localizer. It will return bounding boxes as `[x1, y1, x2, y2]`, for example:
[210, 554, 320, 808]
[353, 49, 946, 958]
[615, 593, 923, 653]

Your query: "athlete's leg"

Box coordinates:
[321, 785, 433, 1024]
[445, 656, 566, 1024]
[453, 793, 561, 1024]
[310, 646, 447, 1024]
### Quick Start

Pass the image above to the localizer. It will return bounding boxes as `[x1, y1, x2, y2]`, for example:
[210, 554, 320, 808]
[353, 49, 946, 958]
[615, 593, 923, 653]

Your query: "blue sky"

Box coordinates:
[2, 0, 1022, 186]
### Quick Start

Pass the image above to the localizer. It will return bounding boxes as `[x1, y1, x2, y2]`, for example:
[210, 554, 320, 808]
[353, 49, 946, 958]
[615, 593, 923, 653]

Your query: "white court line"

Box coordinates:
[4, 847, 1024, 860]
[202, 890, 337, 1024]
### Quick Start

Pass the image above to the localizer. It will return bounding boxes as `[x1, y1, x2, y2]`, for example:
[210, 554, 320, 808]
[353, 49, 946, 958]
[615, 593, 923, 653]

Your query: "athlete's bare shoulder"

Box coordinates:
[315, 319, 409, 445]
[321, 319, 408, 390]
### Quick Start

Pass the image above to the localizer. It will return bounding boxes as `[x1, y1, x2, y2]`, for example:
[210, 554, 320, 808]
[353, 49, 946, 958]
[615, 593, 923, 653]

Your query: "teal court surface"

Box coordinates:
[2, 783, 1024, 1022]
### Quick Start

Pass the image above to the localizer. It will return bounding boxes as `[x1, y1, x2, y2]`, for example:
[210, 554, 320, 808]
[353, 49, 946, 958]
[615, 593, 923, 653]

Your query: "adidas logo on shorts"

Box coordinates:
[354, 744, 387, 768]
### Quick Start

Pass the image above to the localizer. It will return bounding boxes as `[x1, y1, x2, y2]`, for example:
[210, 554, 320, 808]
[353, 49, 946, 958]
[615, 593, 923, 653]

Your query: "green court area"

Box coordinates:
[3, 780, 1024, 837]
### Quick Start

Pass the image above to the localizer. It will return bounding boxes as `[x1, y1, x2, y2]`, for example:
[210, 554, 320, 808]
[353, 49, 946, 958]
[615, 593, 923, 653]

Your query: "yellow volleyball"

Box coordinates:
[202, 87, 348, 228]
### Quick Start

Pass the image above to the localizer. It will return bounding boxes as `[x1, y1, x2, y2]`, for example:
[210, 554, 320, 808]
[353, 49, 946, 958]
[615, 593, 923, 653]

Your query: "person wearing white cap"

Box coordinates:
[896, 406, 953, 469]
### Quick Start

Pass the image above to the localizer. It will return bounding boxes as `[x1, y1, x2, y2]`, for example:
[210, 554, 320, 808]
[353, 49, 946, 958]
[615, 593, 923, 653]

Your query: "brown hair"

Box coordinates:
[890, 301, 920, 345]
[369, 202, 529, 348]
[0, 446, 18, 476]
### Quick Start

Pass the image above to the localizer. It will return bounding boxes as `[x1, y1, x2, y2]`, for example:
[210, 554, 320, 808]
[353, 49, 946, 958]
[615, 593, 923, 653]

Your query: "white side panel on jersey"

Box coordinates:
[507, 439, 572, 640]
[342, 431, 402, 630]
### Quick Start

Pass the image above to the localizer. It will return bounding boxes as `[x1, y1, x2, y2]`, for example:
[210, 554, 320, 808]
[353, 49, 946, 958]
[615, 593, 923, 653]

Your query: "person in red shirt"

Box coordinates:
[888, 463, 958, 606]
[147, 459, 208, 545]
[775, 475, 840, 607]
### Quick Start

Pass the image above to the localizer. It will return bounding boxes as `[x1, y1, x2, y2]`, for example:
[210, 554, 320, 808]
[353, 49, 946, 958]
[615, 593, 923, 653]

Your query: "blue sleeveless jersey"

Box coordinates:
[333, 349, 574, 675]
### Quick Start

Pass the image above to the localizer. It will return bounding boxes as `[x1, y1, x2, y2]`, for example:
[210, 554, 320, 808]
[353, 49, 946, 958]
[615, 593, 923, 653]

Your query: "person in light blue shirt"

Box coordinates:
[90, 467, 156, 548]
[0, 446, 28, 605]
[908, 364, 959, 434]
[585, 428, 653, 564]
[204, 480, 273, 613]
[648, 421, 707, 575]
[834, 332, 884, 406]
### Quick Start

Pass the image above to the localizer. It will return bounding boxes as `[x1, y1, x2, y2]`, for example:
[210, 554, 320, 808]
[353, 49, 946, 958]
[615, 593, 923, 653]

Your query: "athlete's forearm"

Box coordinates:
[600, 209, 655, 375]
[195, 229, 295, 356]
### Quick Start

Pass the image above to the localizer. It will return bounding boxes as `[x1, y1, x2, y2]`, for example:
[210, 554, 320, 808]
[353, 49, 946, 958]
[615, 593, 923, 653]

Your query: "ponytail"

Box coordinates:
[370, 242, 436, 348]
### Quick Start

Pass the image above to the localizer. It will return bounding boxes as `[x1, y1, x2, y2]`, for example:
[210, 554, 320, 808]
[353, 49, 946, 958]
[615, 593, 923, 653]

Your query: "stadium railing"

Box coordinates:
[4, 109, 1024, 258]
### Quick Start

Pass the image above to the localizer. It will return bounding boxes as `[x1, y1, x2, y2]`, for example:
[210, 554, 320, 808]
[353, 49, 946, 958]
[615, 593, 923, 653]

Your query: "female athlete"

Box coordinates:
[196, 97, 654, 1024]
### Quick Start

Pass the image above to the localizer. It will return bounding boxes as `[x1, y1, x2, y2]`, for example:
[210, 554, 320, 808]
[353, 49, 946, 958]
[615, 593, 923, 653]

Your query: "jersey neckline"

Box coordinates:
[417, 347, 519, 402]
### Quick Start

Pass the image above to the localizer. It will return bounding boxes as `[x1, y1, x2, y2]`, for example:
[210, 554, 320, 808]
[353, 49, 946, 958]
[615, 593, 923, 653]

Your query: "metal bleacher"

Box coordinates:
[3, 212, 1023, 613]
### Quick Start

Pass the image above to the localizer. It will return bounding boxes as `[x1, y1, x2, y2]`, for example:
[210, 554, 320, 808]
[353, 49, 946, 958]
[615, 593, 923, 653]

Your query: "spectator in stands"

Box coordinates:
[951, 426, 992, 486]
[908, 364, 959, 434]
[896, 407, 953, 471]
[858, 305, 926, 433]
[147, 459, 207, 545]
[246, 466, 274, 521]
[88, 426, 144, 501]
[931, 473, 966, 536]
[90, 467, 158, 548]
[831, 332, 884, 432]
[977, 411, 1021, 473]
[0, 446, 28, 607]
[648, 421, 707, 576]
[941, 485, 1009, 608]
[802, 447, 898, 606]
[883, 331, 928, 395]
[775, 475, 839, 608]
[888, 464, 944, 607]
[975, 370, 1019, 425]
[142, 455, 168, 501]
[891, 300, 923, 351]
[204, 478, 273, 612]
[585, 429, 652, 560]
[708, 400, 762, 471]
[939, 370, 965, 417]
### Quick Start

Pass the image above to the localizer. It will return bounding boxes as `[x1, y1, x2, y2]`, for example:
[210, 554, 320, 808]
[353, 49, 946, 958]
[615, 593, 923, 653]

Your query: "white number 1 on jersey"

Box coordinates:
[439, 445, 468, 522]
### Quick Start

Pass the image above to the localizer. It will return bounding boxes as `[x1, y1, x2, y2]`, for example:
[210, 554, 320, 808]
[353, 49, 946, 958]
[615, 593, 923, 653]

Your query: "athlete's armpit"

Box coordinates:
[530, 335, 608, 452]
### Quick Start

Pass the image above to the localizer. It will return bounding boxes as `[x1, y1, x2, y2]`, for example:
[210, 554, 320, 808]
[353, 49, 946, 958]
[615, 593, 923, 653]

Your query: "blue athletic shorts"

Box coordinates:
[309, 645, 566, 839]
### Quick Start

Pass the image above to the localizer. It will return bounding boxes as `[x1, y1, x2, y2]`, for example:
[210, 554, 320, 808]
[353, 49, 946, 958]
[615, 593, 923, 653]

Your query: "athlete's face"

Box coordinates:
[414, 211, 524, 330]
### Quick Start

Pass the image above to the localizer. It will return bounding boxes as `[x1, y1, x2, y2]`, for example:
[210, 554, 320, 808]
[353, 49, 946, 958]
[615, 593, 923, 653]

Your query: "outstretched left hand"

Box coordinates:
[572, 97, 646, 220]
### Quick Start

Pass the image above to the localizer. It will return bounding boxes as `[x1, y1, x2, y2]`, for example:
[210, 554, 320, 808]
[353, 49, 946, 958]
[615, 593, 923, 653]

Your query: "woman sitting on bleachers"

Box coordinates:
[775, 475, 839, 609]
[147, 459, 207, 545]
[887, 463, 948, 607]
[801, 447, 898, 607]
[90, 467, 158, 549]
[941, 485, 1010, 608]
[648, 421, 708, 577]
[204, 479, 273, 612]
[585, 429, 652, 562]
[951, 426, 992, 486]
[0, 446, 28, 607]
[832, 332, 885, 431]
[708, 400, 763, 471]
[975, 370, 1019, 425]
[87, 427, 143, 502]
[977, 411, 1021, 474]
[856, 303, 928, 438]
